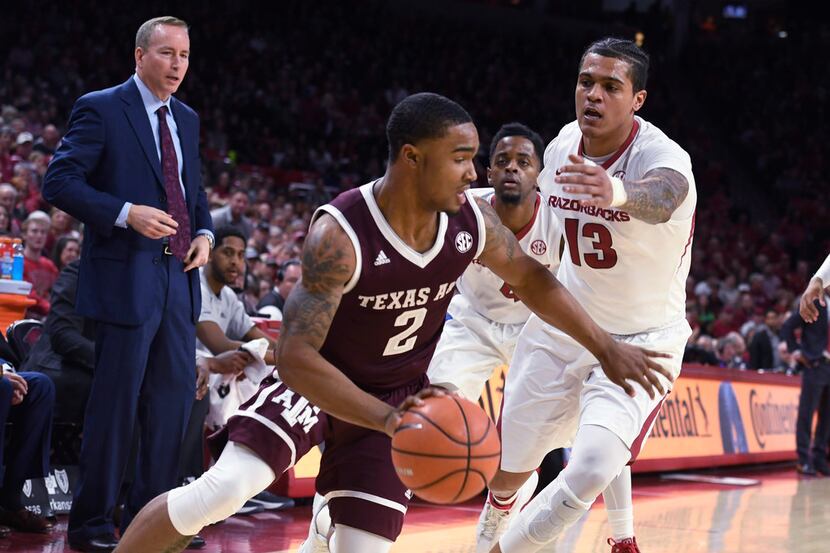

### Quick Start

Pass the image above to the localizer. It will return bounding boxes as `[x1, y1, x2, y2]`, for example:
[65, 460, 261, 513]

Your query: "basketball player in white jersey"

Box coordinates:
[427, 122, 561, 402]
[479, 38, 696, 553]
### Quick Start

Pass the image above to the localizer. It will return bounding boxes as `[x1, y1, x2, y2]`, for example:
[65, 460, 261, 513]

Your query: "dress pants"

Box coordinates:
[68, 256, 196, 540]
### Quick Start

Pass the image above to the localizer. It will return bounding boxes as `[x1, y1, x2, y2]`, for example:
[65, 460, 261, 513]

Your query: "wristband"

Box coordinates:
[609, 176, 628, 208]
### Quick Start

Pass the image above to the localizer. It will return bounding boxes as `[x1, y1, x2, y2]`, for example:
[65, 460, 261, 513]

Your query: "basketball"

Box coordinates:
[391, 394, 501, 504]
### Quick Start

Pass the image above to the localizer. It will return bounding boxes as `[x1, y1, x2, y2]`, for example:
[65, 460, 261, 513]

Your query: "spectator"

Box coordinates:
[747, 309, 782, 370]
[0, 184, 20, 235]
[0, 205, 11, 237]
[33, 124, 60, 156]
[0, 365, 55, 535]
[22, 260, 94, 425]
[210, 188, 253, 240]
[716, 332, 747, 369]
[46, 207, 77, 254]
[21, 210, 59, 319]
[257, 259, 301, 320]
[52, 235, 81, 272]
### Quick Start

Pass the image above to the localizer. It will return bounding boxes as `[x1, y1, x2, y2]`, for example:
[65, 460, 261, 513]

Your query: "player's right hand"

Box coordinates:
[799, 278, 826, 323]
[383, 387, 448, 438]
[126, 204, 178, 239]
[598, 343, 673, 399]
[210, 350, 253, 379]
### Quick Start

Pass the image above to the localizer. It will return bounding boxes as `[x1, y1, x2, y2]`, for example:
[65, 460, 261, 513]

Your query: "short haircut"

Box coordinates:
[489, 122, 545, 169]
[579, 37, 650, 92]
[135, 16, 189, 51]
[386, 92, 473, 161]
[214, 226, 246, 247]
[22, 210, 50, 230]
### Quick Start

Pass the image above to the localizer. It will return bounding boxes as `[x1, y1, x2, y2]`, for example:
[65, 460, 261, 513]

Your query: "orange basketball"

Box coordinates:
[391, 394, 501, 504]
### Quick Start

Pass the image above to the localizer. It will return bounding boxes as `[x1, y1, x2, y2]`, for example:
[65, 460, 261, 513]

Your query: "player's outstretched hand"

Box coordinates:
[383, 386, 448, 438]
[598, 343, 672, 399]
[799, 278, 826, 323]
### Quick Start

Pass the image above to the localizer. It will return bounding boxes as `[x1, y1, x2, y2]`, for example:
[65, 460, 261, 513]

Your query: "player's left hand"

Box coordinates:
[383, 387, 448, 438]
[555, 154, 614, 207]
[597, 342, 673, 399]
[183, 234, 211, 272]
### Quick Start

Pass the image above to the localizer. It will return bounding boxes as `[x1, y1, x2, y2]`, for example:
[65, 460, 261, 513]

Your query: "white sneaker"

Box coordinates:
[298, 494, 331, 553]
[298, 533, 329, 553]
[475, 471, 539, 553]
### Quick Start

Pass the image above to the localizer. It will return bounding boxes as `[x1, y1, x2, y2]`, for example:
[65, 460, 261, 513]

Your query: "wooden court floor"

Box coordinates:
[6, 465, 829, 552]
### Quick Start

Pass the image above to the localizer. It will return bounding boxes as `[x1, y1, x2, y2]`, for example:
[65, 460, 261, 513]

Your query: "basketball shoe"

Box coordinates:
[475, 471, 539, 553]
[608, 537, 641, 552]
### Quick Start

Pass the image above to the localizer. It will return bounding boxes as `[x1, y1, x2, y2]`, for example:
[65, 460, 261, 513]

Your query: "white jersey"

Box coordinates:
[538, 116, 696, 334]
[456, 188, 561, 325]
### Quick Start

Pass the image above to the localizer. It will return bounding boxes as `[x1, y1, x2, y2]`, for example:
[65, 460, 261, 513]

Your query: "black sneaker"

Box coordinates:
[814, 462, 830, 476]
[235, 499, 265, 516]
[248, 491, 295, 511]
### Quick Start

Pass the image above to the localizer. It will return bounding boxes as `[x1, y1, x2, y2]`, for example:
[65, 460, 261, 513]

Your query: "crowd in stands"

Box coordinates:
[0, 0, 827, 378]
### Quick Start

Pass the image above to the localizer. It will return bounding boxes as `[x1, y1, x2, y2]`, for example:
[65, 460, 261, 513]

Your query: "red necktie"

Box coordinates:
[157, 105, 191, 260]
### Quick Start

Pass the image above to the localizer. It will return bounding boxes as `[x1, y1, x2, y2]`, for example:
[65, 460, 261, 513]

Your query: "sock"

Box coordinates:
[492, 490, 519, 508]
[603, 467, 634, 540]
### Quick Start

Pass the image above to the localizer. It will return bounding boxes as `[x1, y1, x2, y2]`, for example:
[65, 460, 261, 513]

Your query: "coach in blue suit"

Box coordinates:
[42, 16, 213, 551]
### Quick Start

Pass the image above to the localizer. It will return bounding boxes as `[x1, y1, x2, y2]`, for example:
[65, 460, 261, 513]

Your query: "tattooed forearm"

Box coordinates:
[622, 167, 689, 224]
[279, 216, 353, 350]
[475, 196, 518, 262]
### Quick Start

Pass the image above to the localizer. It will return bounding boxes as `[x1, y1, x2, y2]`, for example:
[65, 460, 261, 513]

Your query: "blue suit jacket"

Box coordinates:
[43, 78, 212, 325]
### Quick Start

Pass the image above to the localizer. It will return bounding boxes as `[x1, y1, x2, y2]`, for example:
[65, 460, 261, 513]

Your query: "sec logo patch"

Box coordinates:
[455, 231, 473, 253]
[530, 240, 547, 255]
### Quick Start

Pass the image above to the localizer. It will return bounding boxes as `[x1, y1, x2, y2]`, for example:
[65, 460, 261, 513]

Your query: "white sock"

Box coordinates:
[603, 466, 634, 540]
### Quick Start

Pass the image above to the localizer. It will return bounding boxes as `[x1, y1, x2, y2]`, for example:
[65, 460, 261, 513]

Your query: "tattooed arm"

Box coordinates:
[621, 167, 689, 224]
[277, 213, 397, 434]
[475, 197, 671, 397]
[555, 154, 690, 224]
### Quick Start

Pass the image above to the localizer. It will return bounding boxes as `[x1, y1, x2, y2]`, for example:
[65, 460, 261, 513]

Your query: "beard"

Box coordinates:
[498, 189, 522, 205]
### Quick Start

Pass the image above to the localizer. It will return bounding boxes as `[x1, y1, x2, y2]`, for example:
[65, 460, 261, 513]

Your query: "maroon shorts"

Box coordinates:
[213, 376, 327, 477]
[316, 374, 429, 541]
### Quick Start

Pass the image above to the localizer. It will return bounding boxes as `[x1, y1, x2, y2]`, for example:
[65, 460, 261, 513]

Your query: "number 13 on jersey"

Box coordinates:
[564, 218, 618, 269]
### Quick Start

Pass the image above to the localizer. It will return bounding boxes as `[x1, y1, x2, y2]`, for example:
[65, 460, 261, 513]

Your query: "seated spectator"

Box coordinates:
[21, 259, 93, 425]
[776, 341, 797, 374]
[747, 309, 782, 370]
[21, 210, 59, 319]
[257, 259, 301, 321]
[51, 235, 80, 272]
[716, 332, 747, 369]
[0, 184, 21, 235]
[0, 205, 10, 237]
[210, 188, 253, 240]
[45, 207, 77, 254]
[710, 306, 740, 338]
[0, 365, 55, 535]
[683, 334, 720, 365]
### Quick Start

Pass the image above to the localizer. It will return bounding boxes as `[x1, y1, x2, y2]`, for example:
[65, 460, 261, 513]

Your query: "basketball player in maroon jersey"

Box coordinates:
[116, 93, 669, 553]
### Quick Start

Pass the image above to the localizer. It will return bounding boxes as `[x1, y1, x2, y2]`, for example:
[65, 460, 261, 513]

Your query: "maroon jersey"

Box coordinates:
[313, 181, 485, 392]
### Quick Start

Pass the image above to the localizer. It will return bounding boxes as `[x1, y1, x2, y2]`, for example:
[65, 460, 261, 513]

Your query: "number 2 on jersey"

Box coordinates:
[564, 218, 618, 269]
[383, 307, 427, 356]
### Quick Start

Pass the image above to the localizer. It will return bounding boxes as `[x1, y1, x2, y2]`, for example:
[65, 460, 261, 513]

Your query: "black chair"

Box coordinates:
[6, 319, 45, 367]
[0, 330, 20, 368]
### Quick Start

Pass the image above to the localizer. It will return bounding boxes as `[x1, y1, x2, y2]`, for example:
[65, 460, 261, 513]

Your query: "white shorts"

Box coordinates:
[427, 294, 525, 401]
[500, 315, 691, 473]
